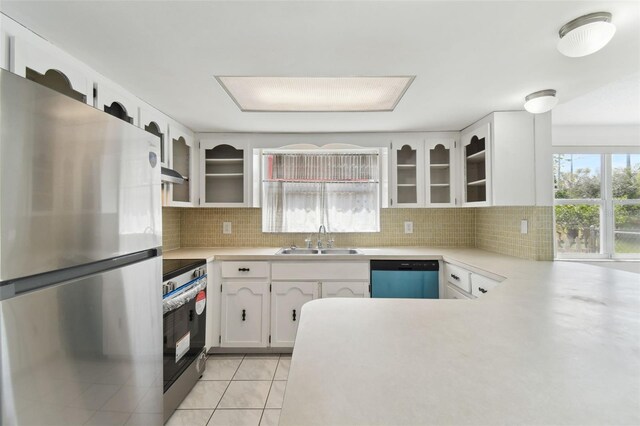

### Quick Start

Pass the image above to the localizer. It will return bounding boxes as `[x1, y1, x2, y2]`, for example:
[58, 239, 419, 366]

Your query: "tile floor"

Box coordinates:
[166, 354, 290, 426]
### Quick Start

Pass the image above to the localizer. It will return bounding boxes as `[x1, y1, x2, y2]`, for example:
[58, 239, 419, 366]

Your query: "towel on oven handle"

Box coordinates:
[163, 278, 207, 314]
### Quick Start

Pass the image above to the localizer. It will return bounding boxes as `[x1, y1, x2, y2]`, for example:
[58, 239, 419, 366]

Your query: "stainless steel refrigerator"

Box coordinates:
[0, 69, 163, 425]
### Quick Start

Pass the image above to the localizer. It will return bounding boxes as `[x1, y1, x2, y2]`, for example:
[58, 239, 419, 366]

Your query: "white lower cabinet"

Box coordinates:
[220, 281, 270, 348]
[443, 262, 503, 299]
[471, 273, 500, 298]
[321, 281, 369, 298]
[445, 283, 473, 300]
[216, 260, 371, 349]
[271, 281, 318, 348]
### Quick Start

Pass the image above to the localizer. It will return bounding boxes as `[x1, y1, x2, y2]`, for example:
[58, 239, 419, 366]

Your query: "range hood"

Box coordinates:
[161, 167, 185, 184]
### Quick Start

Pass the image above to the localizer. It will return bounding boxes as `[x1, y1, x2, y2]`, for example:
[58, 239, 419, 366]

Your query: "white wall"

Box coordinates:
[534, 112, 553, 206]
[553, 124, 640, 149]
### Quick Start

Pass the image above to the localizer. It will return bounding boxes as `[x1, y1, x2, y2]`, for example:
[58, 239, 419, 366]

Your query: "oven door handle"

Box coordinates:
[163, 278, 207, 314]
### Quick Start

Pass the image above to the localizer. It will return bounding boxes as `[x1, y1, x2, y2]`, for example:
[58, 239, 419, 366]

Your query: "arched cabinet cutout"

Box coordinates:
[144, 121, 165, 164]
[25, 68, 86, 102]
[103, 101, 133, 124]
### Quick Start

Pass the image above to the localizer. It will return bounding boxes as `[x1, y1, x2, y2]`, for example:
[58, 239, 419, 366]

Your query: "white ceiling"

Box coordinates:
[552, 72, 640, 126]
[1, 1, 639, 133]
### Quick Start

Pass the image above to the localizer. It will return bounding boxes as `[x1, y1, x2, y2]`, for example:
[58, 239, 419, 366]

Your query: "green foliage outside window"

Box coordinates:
[554, 154, 640, 254]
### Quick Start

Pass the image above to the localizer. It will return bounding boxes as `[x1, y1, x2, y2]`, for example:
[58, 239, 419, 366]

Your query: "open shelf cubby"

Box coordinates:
[205, 144, 244, 204]
[430, 186, 450, 204]
[172, 136, 191, 203]
[465, 135, 487, 203]
[398, 185, 417, 204]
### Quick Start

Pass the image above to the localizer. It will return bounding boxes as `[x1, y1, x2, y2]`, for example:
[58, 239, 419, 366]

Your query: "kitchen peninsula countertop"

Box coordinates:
[164, 246, 640, 425]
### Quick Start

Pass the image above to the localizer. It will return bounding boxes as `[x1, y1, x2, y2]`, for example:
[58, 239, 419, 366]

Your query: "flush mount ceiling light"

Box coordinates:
[557, 12, 616, 57]
[215, 76, 415, 112]
[524, 89, 558, 114]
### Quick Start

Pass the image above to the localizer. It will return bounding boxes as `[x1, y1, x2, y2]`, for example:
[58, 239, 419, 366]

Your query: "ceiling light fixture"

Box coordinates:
[557, 12, 616, 57]
[524, 89, 558, 114]
[215, 76, 415, 112]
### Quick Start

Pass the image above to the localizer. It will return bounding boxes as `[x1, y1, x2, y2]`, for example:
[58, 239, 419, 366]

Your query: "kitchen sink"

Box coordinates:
[277, 248, 320, 255]
[320, 248, 362, 255]
[276, 247, 362, 255]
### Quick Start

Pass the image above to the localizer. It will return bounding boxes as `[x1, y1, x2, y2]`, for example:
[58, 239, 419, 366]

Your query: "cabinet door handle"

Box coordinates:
[478, 287, 487, 294]
[238, 268, 250, 272]
[242, 309, 246, 321]
[451, 274, 459, 280]
[292, 309, 297, 322]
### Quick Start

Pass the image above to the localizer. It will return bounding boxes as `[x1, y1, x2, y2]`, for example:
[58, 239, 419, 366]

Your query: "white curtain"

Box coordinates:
[262, 152, 380, 233]
[325, 183, 379, 232]
[282, 182, 324, 232]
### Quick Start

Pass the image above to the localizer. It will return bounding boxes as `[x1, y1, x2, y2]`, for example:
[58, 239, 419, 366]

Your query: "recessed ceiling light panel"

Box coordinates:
[557, 12, 616, 58]
[215, 76, 415, 112]
[524, 89, 558, 114]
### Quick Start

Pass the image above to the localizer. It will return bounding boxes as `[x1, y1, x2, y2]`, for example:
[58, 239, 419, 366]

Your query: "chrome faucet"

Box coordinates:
[317, 225, 327, 249]
[304, 235, 313, 249]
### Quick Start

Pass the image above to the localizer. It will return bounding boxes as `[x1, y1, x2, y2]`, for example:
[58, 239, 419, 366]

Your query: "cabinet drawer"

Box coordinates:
[221, 261, 270, 279]
[445, 283, 473, 300]
[444, 263, 471, 293]
[471, 273, 500, 298]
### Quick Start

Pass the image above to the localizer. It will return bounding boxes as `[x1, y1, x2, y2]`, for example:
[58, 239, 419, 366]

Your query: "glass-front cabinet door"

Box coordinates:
[391, 141, 424, 207]
[199, 140, 248, 207]
[425, 137, 456, 206]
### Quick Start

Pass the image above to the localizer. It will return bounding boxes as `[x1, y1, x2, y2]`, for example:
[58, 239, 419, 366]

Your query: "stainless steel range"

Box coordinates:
[162, 259, 208, 422]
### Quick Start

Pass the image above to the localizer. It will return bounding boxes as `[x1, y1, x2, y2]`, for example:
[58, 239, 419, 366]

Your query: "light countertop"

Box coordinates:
[162, 246, 531, 280]
[164, 246, 640, 425]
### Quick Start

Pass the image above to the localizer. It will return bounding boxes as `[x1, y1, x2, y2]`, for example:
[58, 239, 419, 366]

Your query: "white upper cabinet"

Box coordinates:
[10, 29, 93, 105]
[461, 122, 491, 206]
[491, 112, 535, 206]
[425, 137, 457, 207]
[391, 140, 425, 207]
[95, 80, 140, 126]
[140, 107, 170, 167]
[2, 14, 195, 185]
[199, 139, 249, 207]
[168, 123, 197, 207]
[460, 112, 535, 207]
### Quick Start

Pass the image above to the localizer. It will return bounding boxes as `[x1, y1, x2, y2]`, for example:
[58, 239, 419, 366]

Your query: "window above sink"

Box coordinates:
[257, 144, 388, 233]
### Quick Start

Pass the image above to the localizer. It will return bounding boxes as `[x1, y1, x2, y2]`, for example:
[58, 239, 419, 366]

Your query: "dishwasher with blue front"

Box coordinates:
[370, 260, 440, 298]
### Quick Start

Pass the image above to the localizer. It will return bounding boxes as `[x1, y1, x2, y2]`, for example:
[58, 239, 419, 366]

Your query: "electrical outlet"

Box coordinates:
[404, 221, 413, 234]
[223, 222, 232, 234]
[520, 220, 528, 234]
